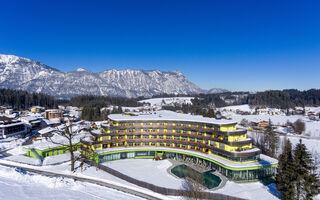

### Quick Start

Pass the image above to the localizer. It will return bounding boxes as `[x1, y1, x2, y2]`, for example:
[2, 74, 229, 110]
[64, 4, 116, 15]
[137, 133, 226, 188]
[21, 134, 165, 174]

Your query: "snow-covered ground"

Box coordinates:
[0, 165, 144, 200]
[0, 158, 175, 200]
[214, 181, 280, 200]
[219, 105, 320, 179]
[103, 159, 184, 189]
[220, 104, 253, 113]
[0, 155, 282, 200]
[103, 159, 282, 199]
[230, 114, 320, 137]
[0, 137, 26, 152]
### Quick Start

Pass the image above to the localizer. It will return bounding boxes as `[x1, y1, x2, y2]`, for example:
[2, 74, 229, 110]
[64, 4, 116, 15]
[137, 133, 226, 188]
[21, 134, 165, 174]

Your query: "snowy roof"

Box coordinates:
[24, 132, 87, 150]
[38, 127, 56, 134]
[91, 129, 103, 135]
[31, 106, 45, 109]
[108, 110, 237, 125]
[94, 146, 278, 169]
[20, 116, 40, 122]
[49, 118, 61, 124]
[220, 104, 253, 112]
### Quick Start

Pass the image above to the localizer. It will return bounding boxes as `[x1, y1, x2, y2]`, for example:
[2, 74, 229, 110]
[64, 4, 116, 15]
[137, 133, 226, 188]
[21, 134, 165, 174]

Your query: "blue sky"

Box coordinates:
[0, 0, 320, 91]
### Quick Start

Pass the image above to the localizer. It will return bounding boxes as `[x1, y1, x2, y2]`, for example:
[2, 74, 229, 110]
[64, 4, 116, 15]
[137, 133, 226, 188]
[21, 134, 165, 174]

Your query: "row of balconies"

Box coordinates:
[109, 124, 242, 135]
[113, 121, 218, 128]
[81, 136, 257, 157]
[90, 131, 250, 146]
[81, 137, 260, 159]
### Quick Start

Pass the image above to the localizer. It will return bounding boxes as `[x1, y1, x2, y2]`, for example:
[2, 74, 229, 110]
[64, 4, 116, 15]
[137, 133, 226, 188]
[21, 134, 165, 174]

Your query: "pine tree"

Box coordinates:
[294, 139, 320, 200]
[264, 119, 279, 157]
[276, 139, 296, 200]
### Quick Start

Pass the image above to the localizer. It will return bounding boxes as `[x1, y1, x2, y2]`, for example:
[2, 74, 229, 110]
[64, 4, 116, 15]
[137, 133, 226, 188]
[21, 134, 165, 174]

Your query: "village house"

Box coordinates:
[44, 109, 63, 119]
[30, 106, 45, 113]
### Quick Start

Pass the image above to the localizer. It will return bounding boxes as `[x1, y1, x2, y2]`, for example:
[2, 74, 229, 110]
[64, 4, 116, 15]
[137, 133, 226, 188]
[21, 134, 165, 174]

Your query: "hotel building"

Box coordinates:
[0, 116, 27, 138]
[81, 110, 277, 181]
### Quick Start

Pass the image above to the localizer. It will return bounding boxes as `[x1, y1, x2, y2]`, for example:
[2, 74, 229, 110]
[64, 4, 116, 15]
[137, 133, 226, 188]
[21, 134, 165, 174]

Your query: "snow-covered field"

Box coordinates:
[0, 165, 144, 200]
[220, 104, 253, 113]
[0, 137, 26, 152]
[103, 159, 184, 189]
[220, 104, 320, 137]
[221, 105, 320, 176]
[215, 181, 280, 200]
[231, 114, 320, 137]
[0, 156, 282, 200]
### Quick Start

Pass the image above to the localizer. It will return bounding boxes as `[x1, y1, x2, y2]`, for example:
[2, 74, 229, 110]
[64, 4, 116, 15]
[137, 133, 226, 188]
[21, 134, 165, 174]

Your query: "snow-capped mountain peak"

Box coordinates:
[0, 54, 205, 98]
[0, 54, 23, 64]
[76, 68, 88, 72]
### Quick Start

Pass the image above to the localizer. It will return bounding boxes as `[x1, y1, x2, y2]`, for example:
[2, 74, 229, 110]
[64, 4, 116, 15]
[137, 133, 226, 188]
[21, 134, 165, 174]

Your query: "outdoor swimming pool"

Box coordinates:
[171, 164, 221, 189]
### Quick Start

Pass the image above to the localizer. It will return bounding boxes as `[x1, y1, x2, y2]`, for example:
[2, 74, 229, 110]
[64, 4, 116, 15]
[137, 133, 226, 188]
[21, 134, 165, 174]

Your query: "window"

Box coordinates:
[136, 151, 148, 156]
[127, 152, 135, 158]
[110, 153, 120, 160]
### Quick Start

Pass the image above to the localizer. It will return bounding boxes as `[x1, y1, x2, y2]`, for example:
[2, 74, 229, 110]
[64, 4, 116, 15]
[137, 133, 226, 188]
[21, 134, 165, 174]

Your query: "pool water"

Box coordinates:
[171, 164, 221, 189]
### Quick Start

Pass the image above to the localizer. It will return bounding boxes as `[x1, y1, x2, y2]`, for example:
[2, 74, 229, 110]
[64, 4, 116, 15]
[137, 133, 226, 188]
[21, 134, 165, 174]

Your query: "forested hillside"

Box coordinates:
[155, 89, 320, 109]
[69, 95, 142, 108]
[246, 89, 320, 108]
[0, 88, 56, 110]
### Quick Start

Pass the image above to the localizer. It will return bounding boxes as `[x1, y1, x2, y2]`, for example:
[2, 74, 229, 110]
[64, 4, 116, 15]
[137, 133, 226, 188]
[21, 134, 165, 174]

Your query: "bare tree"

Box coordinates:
[239, 118, 249, 127]
[293, 119, 305, 134]
[182, 170, 206, 200]
[49, 124, 81, 172]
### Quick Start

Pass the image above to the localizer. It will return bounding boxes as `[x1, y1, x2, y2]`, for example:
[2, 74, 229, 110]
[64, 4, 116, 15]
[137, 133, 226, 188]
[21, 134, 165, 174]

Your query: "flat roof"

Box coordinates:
[94, 146, 278, 169]
[24, 132, 87, 151]
[108, 110, 237, 126]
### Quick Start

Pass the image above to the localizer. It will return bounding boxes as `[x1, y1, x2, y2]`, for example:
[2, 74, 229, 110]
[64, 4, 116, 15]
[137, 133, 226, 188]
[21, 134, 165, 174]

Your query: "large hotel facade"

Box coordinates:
[81, 110, 278, 181]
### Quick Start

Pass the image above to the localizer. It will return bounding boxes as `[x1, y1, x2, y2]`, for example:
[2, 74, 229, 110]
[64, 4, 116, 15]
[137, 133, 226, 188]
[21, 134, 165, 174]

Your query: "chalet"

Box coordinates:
[257, 120, 269, 128]
[30, 106, 45, 113]
[42, 118, 61, 127]
[37, 127, 57, 138]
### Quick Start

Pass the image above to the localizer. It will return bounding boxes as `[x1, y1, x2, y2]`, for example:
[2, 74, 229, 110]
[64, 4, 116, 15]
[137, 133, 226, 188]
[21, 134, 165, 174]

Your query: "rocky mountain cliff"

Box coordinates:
[0, 54, 205, 98]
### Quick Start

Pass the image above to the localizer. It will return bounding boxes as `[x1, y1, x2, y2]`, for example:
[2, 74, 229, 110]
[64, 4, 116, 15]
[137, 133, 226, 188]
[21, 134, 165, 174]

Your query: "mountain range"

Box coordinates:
[0, 54, 228, 98]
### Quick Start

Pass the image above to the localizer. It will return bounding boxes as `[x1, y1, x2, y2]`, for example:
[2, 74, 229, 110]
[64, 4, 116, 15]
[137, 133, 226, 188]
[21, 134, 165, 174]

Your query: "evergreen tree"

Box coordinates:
[276, 139, 296, 200]
[264, 119, 279, 157]
[0, 88, 56, 110]
[294, 139, 320, 200]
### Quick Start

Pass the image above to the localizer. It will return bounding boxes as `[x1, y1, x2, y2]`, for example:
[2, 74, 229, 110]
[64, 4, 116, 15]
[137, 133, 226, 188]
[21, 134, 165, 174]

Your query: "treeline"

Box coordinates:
[69, 95, 142, 108]
[81, 106, 123, 121]
[246, 89, 320, 109]
[68, 95, 142, 121]
[155, 89, 320, 109]
[0, 88, 56, 110]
